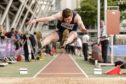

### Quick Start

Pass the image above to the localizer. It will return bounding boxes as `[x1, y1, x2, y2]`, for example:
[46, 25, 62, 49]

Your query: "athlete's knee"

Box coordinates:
[52, 31, 59, 41]
[70, 31, 77, 37]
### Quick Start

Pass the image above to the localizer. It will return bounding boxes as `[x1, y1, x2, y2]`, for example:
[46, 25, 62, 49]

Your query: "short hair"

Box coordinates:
[62, 8, 73, 18]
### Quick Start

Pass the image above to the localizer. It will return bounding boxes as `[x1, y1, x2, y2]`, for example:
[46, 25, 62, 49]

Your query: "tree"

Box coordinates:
[118, 2, 126, 20]
[76, 0, 118, 29]
[76, 0, 97, 28]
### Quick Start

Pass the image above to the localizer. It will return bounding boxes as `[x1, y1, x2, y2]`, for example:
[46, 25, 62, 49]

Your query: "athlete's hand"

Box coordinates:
[27, 19, 37, 25]
[80, 27, 87, 32]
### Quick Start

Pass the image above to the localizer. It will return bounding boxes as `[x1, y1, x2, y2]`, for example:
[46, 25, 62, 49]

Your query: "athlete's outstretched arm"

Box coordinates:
[28, 12, 62, 24]
[76, 14, 87, 32]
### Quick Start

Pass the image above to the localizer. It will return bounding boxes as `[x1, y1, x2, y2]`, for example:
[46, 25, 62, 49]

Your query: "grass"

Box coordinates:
[73, 56, 126, 78]
[0, 56, 54, 77]
[0, 52, 126, 78]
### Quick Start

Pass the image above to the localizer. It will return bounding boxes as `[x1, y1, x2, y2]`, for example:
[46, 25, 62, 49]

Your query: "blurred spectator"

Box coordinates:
[6, 28, 15, 38]
[99, 20, 109, 63]
[82, 32, 90, 61]
[23, 32, 33, 62]
[75, 37, 82, 56]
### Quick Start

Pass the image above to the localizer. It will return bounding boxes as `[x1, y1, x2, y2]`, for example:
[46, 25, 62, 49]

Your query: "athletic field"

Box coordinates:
[0, 53, 126, 84]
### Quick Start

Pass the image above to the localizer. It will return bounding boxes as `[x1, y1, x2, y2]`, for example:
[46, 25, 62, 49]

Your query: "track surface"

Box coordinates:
[37, 53, 86, 78]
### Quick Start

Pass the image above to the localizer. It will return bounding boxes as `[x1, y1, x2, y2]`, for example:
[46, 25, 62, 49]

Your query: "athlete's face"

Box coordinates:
[63, 16, 72, 23]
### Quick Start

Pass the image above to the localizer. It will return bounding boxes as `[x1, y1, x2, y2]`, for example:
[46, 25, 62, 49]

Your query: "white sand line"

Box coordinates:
[38, 73, 83, 75]
[69, 54, 89, 78]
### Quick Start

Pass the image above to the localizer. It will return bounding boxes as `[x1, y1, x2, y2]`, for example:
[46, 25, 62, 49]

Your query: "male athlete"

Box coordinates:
[28, 8, 87, 48]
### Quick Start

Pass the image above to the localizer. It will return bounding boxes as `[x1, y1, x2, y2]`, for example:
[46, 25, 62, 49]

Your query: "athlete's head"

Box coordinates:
[100, 20, 104, 28]
[62, 8, 73, 23]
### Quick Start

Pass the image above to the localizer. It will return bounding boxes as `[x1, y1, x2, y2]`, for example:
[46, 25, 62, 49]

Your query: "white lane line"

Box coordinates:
[69, 54, 89, 78]
[38, 73, 83, 75]
[33, 55, 58, 78]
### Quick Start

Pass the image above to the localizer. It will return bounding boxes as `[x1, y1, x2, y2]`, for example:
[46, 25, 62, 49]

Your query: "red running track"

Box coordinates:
[36, 53, 86, 78]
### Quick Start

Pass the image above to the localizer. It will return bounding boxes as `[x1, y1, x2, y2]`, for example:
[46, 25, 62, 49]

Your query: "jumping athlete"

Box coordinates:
[28, 8, 87, 48]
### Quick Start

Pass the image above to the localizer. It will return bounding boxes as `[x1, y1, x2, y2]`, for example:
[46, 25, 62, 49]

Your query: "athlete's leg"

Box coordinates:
[42, 31, 59, 47]
[63, 31, 77, 47]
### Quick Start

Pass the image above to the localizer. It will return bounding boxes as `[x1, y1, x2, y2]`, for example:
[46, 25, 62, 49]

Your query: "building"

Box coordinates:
[0, 0, 81, 33]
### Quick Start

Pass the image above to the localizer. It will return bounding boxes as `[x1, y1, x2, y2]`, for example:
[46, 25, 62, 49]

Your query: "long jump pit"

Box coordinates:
[0, 53, 126, 84]
[35, 53, 86, 78]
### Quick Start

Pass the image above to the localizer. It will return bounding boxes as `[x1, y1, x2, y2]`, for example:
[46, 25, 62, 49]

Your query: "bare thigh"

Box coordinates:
[67, 31, 78, 43]
[63, 31, 78, 46]
[43, 31, 59, 46]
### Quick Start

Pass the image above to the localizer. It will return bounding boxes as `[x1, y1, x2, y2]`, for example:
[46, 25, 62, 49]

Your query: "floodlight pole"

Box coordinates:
[97, 0, 115, 67]
[104, 0, 107, 27]
[104, 0, 114, 64]
[97, 0, 100, 44]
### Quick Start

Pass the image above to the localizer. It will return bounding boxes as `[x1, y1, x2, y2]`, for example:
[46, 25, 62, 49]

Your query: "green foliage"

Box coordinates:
[121, 12, 126, 20]
[76, 0, 97, 28]
[119, 2, 126, 11]
[76, 0, 121, 29]
[100, 0, 117, 19]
